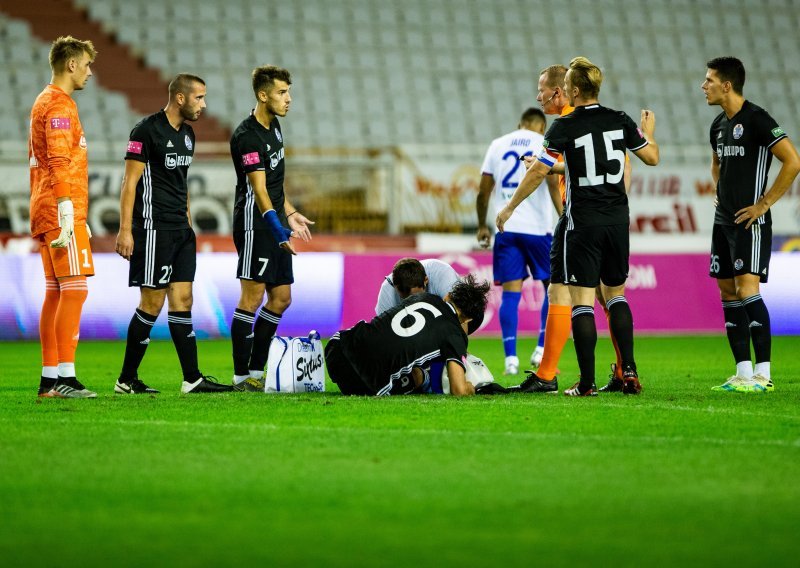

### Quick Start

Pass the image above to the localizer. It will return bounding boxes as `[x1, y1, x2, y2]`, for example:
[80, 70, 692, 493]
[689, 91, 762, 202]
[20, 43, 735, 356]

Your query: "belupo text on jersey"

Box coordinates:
[717, 144, 746, 158]
[165, 154, 192, 169]
[269, 147, 284, 170]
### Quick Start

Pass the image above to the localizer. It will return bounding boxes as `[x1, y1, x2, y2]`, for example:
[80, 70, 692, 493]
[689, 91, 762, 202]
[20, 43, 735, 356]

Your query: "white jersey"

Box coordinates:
[375, 259, 460, 315]
[481, 128, 553, 235]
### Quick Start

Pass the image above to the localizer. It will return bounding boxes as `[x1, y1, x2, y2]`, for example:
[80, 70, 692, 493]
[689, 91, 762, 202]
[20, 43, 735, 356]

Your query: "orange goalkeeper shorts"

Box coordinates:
[39, 224, 95, 279]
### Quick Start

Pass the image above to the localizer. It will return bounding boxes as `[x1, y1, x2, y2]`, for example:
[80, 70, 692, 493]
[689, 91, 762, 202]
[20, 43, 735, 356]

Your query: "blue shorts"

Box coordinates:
[493, 231, 552, 285]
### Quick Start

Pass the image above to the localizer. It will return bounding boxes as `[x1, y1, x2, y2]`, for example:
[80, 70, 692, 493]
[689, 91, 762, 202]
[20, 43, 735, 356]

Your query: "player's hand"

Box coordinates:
[50, 199, 74, 248]
[735, 202, 769, 229]
[495, 206, 512, 233]
[287, 211, 314, 242]
[477, 225, 491, 249]
[522, 155, 535, 169]
[640, 109, 656, 135]
[116, 228, 134, 260]
[262, 209, 293, 246]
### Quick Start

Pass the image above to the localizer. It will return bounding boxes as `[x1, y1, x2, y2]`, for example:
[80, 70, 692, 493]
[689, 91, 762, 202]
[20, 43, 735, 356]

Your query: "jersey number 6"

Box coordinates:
[391, 302, 443, 337]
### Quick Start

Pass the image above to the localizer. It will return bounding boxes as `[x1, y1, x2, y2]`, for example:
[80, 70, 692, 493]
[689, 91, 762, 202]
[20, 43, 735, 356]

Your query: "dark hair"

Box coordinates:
[252, 65, 292, 98]
[521, 107, 546, 126]
[707, 56, 745, 95]
[392, 258, 426, 297]
[449, 274, 490, 324]
[49, 36, 96, 73]
[168, 73, 205, 99]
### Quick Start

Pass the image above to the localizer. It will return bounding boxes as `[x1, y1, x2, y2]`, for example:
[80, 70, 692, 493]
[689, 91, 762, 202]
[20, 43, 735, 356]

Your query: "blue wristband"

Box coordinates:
[262, 209, 292, 244]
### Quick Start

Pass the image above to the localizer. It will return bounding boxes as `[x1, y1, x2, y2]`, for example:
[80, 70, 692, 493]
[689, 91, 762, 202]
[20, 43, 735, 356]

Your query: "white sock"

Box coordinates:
[249, 370, 264, 380]
[233, 374, 250, 385]
[42, 366, 58, 379]
[736, 361, 753, 378]
[58, 362, 76, 378]
[754, 362, 770, 379]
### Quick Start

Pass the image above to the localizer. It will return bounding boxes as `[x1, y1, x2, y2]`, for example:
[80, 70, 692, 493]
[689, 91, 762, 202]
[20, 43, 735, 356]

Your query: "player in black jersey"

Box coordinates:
[325, 275, 490, 396]
[496, 57, 659, 397]
[228, 66, 314, 391]
[114, 74, 231, 394]
[702, 57, 800, 393]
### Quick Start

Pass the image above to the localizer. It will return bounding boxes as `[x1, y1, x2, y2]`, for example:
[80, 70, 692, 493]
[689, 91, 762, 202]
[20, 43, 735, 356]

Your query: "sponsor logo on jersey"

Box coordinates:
[275, 128, 282, 142]
[50, 117, 70, 130]
[569, 275, 577, 283]
[720, 145, 745, 157]
[734, 258, 744, 270]
[165, 154, 193, 169]
[127, 140, 143, 154]
[733, 123, 744, 139]
[772, 127, 785, 137]
[269, 147, 285, 170]
[762, 268, 767, 275]
[242, 151, 260, 166]
[167, 140, 174, 147]
[184, 135, 193, 150]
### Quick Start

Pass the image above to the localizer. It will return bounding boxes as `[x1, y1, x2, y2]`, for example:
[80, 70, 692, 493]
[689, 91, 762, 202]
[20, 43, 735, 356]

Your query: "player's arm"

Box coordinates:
[632, 110, 659, 166]
[623, 154, 632, 193]
[735, 138, 800, 229]
[375, 278, 396, 315]
[545, 173, 563, 215]
[44, 107, 78, 247]
[284, 197, 314, 242]
[115, 159, 146, 260]
[495, 159, 550, 232]
[711, 151, 720, 185]
[476, 174, 494, 248]
[246, 170, 296, 255]
[446, 359, 474, 396]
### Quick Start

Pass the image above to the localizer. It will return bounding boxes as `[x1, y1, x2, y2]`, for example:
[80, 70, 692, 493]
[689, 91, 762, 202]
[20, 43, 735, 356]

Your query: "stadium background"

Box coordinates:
[1, 0, 799, 339]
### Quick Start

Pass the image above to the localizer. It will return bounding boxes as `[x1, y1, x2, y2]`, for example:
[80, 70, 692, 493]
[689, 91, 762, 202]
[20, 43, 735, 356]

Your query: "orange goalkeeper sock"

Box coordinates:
[54, 277, 88, 366]
[538, 304, 572, 381]
[40, 278, 60, 368]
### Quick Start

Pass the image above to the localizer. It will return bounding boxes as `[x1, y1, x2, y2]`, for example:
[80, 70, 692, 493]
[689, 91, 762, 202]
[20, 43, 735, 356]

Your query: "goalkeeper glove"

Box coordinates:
[475, 382, 509, 395]
[50, 199, 74, 248]
[262, 209, 292, 245]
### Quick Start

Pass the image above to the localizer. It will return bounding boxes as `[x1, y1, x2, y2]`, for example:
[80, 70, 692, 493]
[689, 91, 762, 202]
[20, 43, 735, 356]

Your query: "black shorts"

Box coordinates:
[324, 337, 374, 396]
[550, 214, 567, 284]
[129, 227, 196, 288]
[710, 223, 771, 283]
[234, 230, 294, 285]
[564, 223, 629, 288]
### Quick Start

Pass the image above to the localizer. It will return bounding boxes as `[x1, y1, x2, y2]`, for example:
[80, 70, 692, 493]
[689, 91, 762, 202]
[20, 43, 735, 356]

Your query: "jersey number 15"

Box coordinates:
[575, 130, 624, 187]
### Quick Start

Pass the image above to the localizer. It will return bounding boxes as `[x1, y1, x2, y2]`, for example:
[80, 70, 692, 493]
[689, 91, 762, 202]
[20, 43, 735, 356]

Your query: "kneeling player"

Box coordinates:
[326, 275, 490, 396]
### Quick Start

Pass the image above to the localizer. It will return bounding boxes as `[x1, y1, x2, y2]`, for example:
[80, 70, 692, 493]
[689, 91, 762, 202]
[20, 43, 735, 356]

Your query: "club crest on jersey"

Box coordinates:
[734, 259, 744, 270]
[184, 135, 193, 150]
[733, 124, 744, 139]
[275, 129, 282, 142]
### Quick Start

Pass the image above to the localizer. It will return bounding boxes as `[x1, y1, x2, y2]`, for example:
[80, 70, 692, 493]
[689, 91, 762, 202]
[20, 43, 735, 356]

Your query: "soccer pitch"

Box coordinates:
[1, 336, 798, 567]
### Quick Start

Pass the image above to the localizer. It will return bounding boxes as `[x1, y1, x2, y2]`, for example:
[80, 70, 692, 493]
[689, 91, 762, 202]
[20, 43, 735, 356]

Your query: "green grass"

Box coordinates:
[1, 336, 799, 567]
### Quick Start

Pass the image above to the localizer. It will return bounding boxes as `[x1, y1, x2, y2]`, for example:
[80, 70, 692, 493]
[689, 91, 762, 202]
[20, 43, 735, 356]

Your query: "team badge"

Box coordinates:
[733, 124, 744, 139]
[734, 259, 744, 270]
[275, 129, 282, 142]
[184, 135, 193, 150]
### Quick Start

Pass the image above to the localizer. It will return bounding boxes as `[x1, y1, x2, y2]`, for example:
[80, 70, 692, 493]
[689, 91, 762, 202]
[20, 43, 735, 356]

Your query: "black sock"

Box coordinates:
[121, 309, 157, 381]
[231, 308, 255, 376]
[571, 305, 597, 387]
[249, 307, 282, 372]
[606, 295, 636, 372]
[168, 311, 200, 382]
[721, 300, 751, 363]
[38, 376, 58, 394]
[742, 294, 771, 364]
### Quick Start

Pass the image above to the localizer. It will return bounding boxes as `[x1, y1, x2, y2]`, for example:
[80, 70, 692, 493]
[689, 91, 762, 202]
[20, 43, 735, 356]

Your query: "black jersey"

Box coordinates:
[230, 113, 287, 233]
[124, 110, 195, 230]
[539, 104, 648, 227]
[709, 100, 787, 226]
[337, 293, 468, 395]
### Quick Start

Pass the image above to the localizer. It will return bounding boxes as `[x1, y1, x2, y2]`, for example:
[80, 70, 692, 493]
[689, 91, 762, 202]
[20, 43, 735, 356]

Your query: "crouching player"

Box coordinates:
[325, 275, 490, 396]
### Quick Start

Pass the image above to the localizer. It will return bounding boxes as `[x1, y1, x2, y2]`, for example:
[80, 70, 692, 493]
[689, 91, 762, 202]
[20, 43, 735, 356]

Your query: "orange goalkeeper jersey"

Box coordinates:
[29, 84, 89, 237]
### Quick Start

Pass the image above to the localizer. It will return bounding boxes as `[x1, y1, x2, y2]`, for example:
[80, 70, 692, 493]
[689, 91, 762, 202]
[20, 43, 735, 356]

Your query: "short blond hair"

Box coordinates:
[49, 36, 96, 73]
[568, 56, 603, 99]
[539, 64, 567, 89]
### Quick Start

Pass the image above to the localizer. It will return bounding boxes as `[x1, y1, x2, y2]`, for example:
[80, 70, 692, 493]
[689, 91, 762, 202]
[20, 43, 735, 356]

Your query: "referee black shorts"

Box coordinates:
[234, 229, 294, 286]
[564, 223, 629, 288]
[710, 222, 771, 283]
[129, 227, 196, 288]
